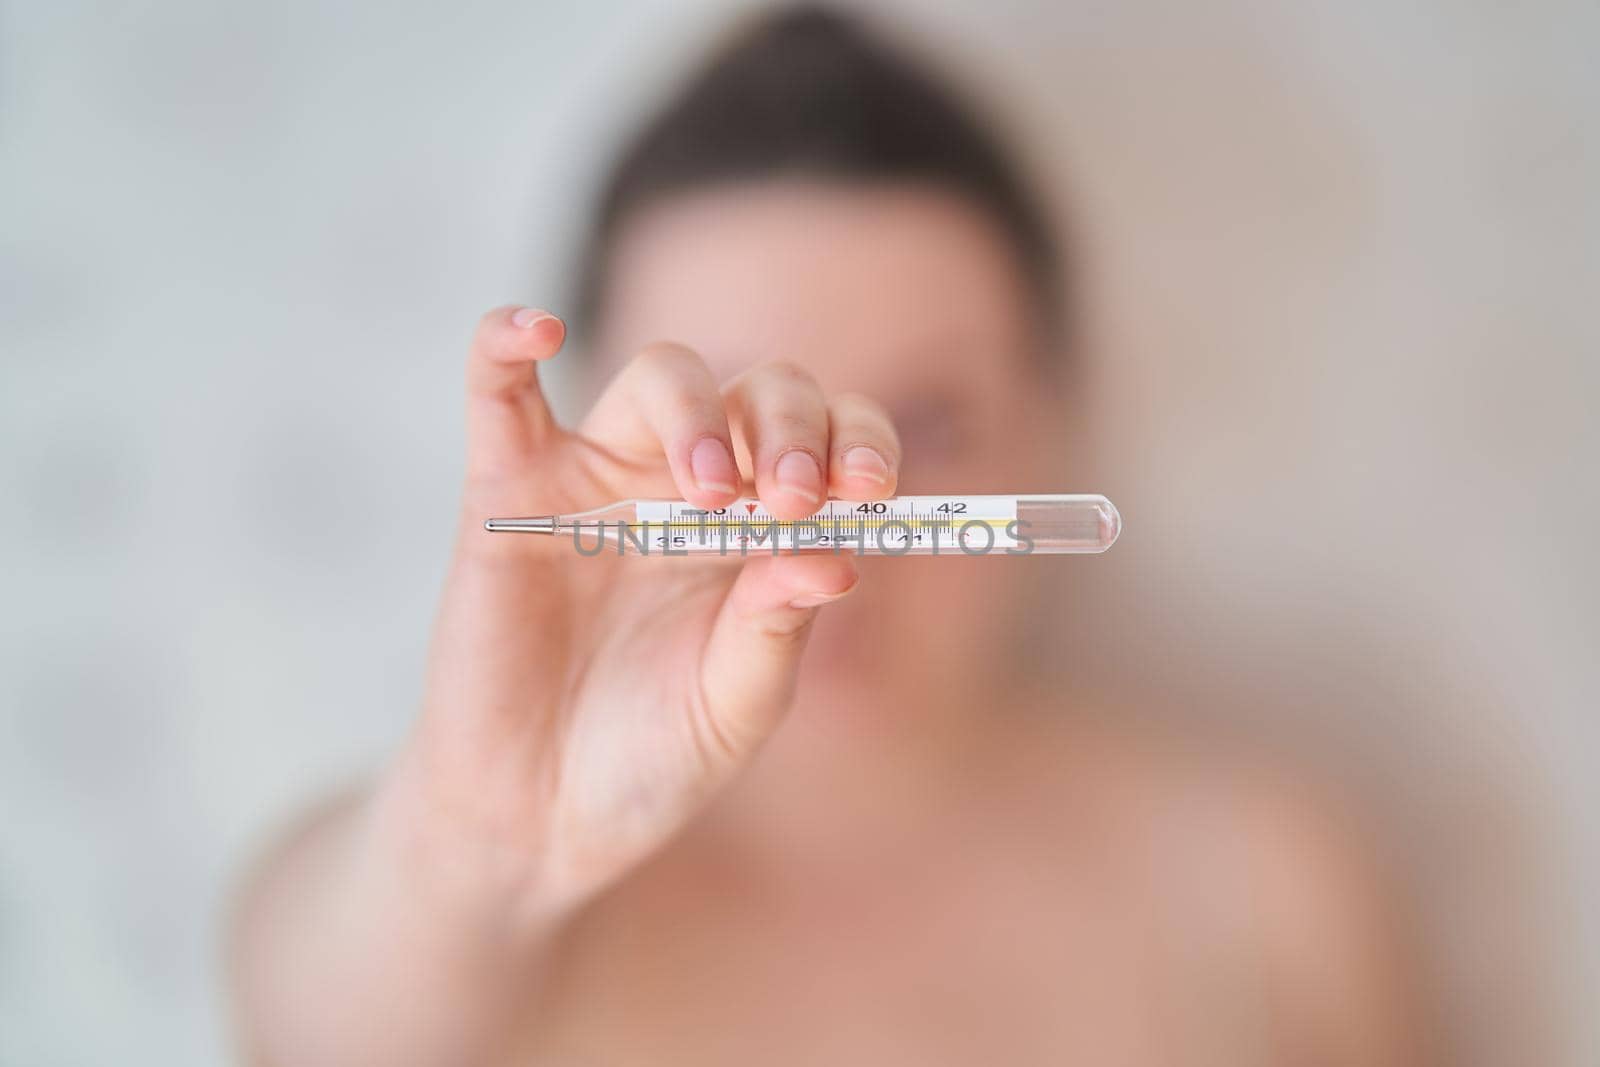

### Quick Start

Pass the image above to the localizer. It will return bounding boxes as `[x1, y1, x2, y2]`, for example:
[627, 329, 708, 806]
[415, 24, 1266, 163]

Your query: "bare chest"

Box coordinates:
[519, 841, 1265, 1067]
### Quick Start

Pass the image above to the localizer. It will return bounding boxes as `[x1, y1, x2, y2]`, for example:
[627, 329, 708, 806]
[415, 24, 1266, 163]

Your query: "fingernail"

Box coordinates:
[512, 307, 555, 328]
[690, 437, 739, 494]
[774, 449, 823, 502]
[789, 588, 852, 609]
[840, 446, 890, 484]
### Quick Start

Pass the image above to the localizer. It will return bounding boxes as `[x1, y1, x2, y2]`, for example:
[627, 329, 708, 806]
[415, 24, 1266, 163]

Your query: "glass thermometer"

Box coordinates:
[485, 494, 1120, 557]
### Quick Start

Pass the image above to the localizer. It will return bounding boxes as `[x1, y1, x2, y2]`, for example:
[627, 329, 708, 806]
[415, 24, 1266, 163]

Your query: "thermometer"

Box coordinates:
[485, 494, 1119, 556]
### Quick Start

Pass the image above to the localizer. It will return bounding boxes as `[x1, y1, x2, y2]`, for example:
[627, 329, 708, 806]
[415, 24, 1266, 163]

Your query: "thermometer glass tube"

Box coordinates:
[485, 494, 1119, 557]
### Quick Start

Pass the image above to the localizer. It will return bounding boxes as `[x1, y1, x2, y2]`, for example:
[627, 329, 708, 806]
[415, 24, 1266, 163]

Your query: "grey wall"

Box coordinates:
[1, 1, 1595, 1063]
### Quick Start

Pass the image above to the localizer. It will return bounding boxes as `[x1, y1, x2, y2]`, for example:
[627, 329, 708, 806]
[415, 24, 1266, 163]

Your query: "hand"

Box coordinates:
[385, 306, 901, 922]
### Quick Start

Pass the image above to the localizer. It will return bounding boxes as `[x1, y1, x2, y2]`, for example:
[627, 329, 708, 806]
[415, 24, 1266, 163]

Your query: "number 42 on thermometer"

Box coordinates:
[485, 494, 1120, 557]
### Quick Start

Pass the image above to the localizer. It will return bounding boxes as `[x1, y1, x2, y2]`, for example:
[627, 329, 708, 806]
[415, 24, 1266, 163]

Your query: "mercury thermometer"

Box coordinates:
[485, 494, 1119, 556]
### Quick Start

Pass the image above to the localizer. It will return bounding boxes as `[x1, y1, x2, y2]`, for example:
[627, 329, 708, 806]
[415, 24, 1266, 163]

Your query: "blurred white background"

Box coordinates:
[1, 0, 1595, 1063]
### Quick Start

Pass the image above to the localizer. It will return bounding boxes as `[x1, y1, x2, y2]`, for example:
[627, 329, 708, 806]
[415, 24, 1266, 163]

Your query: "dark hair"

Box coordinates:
[572, 5, 1065, 349]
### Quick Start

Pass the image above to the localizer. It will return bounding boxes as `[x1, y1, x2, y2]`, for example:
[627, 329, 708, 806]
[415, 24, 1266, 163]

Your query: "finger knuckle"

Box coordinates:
[476, 306, 513, 336]
[754, 610, 817, 645]
[756, 359, 817, 389]
[634, 340, 702, 375]
[669, 394, 723, 429]
[763, 411, 822, 443]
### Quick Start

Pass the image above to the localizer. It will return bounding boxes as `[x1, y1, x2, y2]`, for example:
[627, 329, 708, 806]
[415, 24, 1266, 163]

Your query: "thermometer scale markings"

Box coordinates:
[484, 493, 1119, 556]
[637, 496, 1021, 550]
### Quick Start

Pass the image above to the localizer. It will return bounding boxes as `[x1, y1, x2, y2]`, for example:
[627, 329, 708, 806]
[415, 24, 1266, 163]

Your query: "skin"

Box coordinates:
[232, 182, 1431, 1066]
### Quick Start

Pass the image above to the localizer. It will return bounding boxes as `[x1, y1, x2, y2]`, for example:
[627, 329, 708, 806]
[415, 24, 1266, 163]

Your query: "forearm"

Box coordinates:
[229, 766, 564, 1067]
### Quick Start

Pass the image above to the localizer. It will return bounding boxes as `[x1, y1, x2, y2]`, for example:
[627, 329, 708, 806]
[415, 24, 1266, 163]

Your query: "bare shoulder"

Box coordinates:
[1017, 709, 1437, 1066]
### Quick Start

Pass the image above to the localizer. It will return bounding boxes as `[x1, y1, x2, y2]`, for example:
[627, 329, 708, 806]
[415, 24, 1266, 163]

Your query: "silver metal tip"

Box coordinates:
[484, 517, 560, 534]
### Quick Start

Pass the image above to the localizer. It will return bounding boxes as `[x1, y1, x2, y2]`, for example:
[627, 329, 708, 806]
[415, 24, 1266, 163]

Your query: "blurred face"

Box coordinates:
[593, 180, 1067, 723]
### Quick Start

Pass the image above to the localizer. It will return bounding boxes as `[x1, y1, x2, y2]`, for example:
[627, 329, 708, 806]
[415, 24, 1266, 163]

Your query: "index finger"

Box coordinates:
[578, 342, 742, 511]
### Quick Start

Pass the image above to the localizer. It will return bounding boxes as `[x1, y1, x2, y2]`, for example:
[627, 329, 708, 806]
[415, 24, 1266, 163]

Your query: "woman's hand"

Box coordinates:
[383, 306, 901, 925]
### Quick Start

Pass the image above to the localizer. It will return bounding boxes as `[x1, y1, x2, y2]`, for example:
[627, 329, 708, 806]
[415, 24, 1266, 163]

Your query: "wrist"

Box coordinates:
[362, 746, 577, 954]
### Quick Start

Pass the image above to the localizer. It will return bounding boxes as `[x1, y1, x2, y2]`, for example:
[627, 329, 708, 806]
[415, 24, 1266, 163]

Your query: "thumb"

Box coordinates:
[696, 554, 859, 760]
[464, 305, 566, 488]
